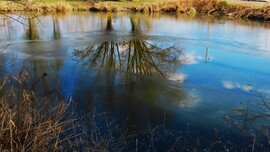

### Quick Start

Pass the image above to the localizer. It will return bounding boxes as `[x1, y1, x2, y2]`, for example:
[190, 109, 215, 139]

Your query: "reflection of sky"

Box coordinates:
[179, 44, 270, 106]
[149, 16, 270, 53]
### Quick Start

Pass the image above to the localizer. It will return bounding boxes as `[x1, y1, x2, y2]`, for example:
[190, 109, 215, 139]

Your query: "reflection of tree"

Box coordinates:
[52, 15, 61, 39]
[0, 53, 6, 75]
[0, 16, 13, 40]
[76, 41, 120, 68]
[73, 39, 181, 79]
[106, 13, 113, 31]
[74, 15, 181, 78]
[130, 14, 141, 33]
[130, 14, 152, 34]
[126, 40, 180, 78]
[26, 16, 39, 40]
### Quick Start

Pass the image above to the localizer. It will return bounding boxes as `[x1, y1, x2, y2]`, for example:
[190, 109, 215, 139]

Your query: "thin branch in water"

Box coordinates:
[258, 92, 270, 111]
[31, 72, 48, 90]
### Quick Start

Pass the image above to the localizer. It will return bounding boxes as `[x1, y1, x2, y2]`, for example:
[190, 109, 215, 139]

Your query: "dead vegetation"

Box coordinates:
[0, 0, 270, 21]
[0, 1, 91, 12]
[0, 72, 84, 151]
[135, 0, 270, 21]
[90, 2, 122, 12]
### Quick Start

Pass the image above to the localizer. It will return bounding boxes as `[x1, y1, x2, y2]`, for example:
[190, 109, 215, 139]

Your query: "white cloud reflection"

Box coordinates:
[168, 73, 187, 83]
[222, 80, 253, 92]
[179, 52, 203, 65]
[242, 85, 253, 92]
[222, 81, 234, 89]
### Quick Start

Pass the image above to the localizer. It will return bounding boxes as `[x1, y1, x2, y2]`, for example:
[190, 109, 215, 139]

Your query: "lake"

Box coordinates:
[1, 12, 270, 151]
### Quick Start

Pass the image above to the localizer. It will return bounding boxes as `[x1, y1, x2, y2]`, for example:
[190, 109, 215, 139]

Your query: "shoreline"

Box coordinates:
[0, 0, 270, 21]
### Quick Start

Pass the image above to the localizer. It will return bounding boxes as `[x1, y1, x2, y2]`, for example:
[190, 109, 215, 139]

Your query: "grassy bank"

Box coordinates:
[0, 0, 270, 21]
[94, 0, 270, 21]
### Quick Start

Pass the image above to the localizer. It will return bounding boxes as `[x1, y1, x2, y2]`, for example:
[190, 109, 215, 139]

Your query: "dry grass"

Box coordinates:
[0, 0, 270, 21]
[0, 92, 66, 151]
[0, 1, 92, 12]
[89, 0, 270, 21]
[135, 0, 270, 21]
[0, 73, 131, 151]
[90, 2, 122, 12]
[0, 73, 82, 151]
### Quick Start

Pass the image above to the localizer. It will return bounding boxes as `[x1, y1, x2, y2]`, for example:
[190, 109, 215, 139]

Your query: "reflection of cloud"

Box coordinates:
[222, 80, 253, 92]
[179, 52, 203, 65]
[178, 92, 199, 108]
[242, 85, 253, 92]
[168, 73, 187, 83]
[222, 81, 234, 89]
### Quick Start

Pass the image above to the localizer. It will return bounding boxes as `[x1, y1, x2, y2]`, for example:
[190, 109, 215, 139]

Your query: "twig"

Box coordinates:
[9, 109, 14, 152]
[252, 136, 256, 152]
[31, 72, 48, 90]
[258, 92, 270, 110]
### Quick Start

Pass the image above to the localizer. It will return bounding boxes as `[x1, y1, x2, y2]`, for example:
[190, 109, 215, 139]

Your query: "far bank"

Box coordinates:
[0, 0, 269, 21]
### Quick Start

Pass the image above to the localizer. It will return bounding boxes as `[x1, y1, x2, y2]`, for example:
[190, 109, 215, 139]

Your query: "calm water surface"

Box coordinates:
[1, 12, 270, 150]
